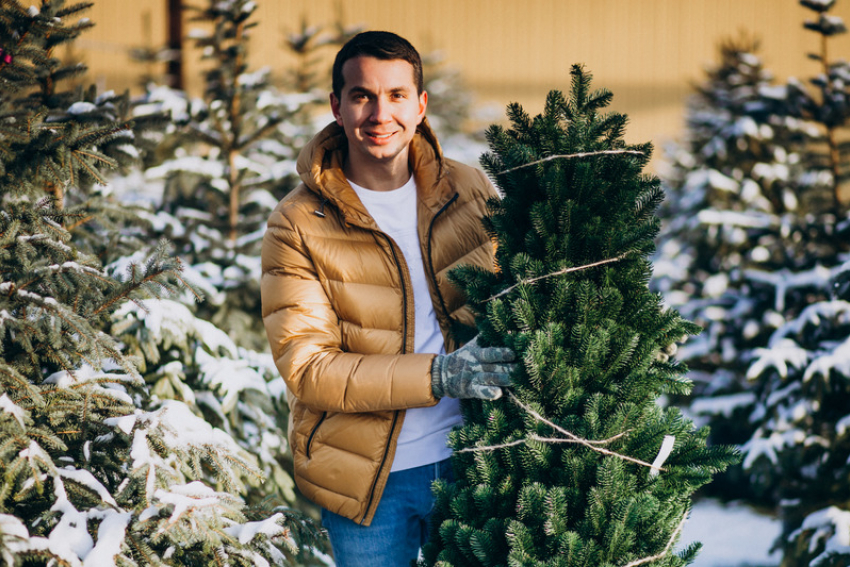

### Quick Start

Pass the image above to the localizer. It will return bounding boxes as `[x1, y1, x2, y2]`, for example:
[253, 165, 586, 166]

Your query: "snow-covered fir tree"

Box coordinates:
[656, 1, 850, 565]
[0, 0, 170, 264]
[653, 34, 821, 500]
[655, 35, 817, 401]
[420, 66, 737, 567]
[743, 262, 850, 567]
[735, 2, 850, 565]
[0, 2, 323, 564]
[121, 3, 342, 535]
[138, 0, 320, 351]
[655, 0, 849, 479]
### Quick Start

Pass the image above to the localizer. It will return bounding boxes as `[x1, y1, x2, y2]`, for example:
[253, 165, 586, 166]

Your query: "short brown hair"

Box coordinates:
[332, 31, 424, 99]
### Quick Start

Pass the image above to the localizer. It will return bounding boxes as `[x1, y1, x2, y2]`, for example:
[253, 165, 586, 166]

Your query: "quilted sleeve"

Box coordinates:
[260, 206, 438, 414]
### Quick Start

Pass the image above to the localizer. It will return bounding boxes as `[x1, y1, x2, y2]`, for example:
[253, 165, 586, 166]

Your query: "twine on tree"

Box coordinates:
[619, 509, 689, 567]
[496, 150, 646, 176]
[483, 252, 632, 303]
[458, 392, 666, 474]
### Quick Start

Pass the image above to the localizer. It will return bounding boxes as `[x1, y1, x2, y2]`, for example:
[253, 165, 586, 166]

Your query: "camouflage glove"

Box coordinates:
[431, 336, 517, 400]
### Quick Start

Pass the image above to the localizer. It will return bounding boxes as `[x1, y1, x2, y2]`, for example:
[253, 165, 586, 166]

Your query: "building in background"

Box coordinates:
[69, 0, 850, 171]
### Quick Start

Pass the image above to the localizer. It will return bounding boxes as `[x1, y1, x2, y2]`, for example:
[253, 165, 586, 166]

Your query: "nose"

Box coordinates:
[370, 98, 391, 123]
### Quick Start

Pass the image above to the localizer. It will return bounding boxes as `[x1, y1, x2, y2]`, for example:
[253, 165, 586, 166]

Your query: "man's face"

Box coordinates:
[330, 56, 427, 176]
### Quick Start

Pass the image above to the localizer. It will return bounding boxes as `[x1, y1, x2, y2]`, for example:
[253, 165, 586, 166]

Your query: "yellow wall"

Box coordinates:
[58, 0, 850, 166]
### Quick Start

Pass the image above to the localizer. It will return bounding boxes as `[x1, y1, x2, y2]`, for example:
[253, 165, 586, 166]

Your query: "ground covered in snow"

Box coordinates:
[679, 499, 781, 567]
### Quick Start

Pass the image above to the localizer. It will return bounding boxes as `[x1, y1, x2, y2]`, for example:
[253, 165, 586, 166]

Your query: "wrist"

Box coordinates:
[430, 355, 446, 398]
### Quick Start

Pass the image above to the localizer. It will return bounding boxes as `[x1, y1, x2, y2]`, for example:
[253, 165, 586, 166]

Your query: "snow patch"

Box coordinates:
[224, 512, 288, 544]
[67, 102, 98, 115]
[792, 506, 850, 565]
[0, 393, 27, 427]
[83, 510, 132, 566]
[677, 499, 781, 566]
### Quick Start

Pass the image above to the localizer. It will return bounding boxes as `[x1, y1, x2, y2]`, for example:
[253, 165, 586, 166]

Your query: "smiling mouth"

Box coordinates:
[368, 132, 394, 140]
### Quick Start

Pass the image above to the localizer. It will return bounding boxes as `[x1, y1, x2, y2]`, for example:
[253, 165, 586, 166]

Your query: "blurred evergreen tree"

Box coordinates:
[737, 2, 850, 565]
[420, 65, 737, 567]
[421, 49, 474, 139]
[139, 0, 317, 351]
[0, 1, 323, 564]
[655, 1, 850, 565]
[283, 13, 361, 98]
[119, 3, 335, 560]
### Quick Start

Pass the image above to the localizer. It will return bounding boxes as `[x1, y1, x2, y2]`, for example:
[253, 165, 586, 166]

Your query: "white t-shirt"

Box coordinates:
[349, 176, 463, 471]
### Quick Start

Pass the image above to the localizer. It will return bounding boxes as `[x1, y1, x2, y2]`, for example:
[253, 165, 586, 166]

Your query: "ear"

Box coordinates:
[417, 90, 428, 125]
[330, 93, 343, 126]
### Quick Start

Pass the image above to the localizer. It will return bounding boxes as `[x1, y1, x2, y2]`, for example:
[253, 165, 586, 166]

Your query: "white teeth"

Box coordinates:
[372, 133, 391, 139]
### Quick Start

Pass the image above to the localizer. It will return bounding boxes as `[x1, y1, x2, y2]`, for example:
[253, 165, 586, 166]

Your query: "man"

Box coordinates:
[261, 31, 516, 566]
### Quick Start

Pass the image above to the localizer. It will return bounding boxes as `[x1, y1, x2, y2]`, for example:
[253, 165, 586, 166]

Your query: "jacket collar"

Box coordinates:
[296, 118, 452, 229]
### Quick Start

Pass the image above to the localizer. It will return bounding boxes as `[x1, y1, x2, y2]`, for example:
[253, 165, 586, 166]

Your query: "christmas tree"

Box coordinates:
[654, 0, 850, 509]
[124, 0, 342, 533]
[742, 263, 850, 567]
[651, 1, 850, 564]
[139, 0, 319, 351]
[420, 65, 737, 567]
[0, 1, 322, 564]
[730, 2, 850, 564]
[651, 36, 815, 502]
[655, 34, 813, 396]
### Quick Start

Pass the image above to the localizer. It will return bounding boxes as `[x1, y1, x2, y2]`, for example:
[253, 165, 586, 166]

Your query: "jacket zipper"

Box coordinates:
[384, 234, 409, 355]
[305, 411, 327, 459]
[362, 410, 400, 524]
[426, 193, 460, 324]
[361, 233, 408, 524]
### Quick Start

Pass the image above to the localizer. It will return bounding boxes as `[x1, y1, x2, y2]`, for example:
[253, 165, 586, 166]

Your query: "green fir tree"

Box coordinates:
[125, 1, 331, 540]
[733, 5, 850, 566]
[0, 1, 323, 564]
[141, 0, 315, 350]
[420, 66, 737, 567]
[652, 2, 850, 564]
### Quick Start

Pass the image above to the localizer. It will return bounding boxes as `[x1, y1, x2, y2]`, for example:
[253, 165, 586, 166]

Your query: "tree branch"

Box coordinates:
[620, 510, 689, 567]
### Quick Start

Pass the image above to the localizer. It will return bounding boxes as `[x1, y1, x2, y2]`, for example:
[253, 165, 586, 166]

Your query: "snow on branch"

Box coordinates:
[485, 253, 632, 302]
[769, 300, 850, 347]
[745, 264, 841, 312]
[496, 150, 647, 176]
[697, 209, 777, 229]
[792, 506, 850, 567]
[804, 334, 850, 384]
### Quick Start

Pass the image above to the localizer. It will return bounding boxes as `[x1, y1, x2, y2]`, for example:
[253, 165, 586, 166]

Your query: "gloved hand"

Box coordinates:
[431, 336, 517, 400]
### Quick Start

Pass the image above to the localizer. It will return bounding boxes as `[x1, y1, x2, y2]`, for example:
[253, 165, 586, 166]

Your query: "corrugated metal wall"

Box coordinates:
[60, 0, 850, 166]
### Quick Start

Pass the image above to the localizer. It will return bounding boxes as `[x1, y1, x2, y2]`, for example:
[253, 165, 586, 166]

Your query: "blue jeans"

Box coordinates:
[321, 458, 454, 567]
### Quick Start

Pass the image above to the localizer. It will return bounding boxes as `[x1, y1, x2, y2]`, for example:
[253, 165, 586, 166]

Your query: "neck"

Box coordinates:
[344, 155, 412, 192]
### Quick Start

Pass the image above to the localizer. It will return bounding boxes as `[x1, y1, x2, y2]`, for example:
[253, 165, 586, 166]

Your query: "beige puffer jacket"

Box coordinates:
[260, 119, 497, 525]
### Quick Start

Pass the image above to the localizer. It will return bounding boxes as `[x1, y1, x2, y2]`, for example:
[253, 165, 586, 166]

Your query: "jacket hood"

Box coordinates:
[295, 118, 451, 228]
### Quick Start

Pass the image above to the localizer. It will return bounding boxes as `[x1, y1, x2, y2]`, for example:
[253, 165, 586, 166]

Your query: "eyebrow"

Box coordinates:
[347, 85, 411, 97]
